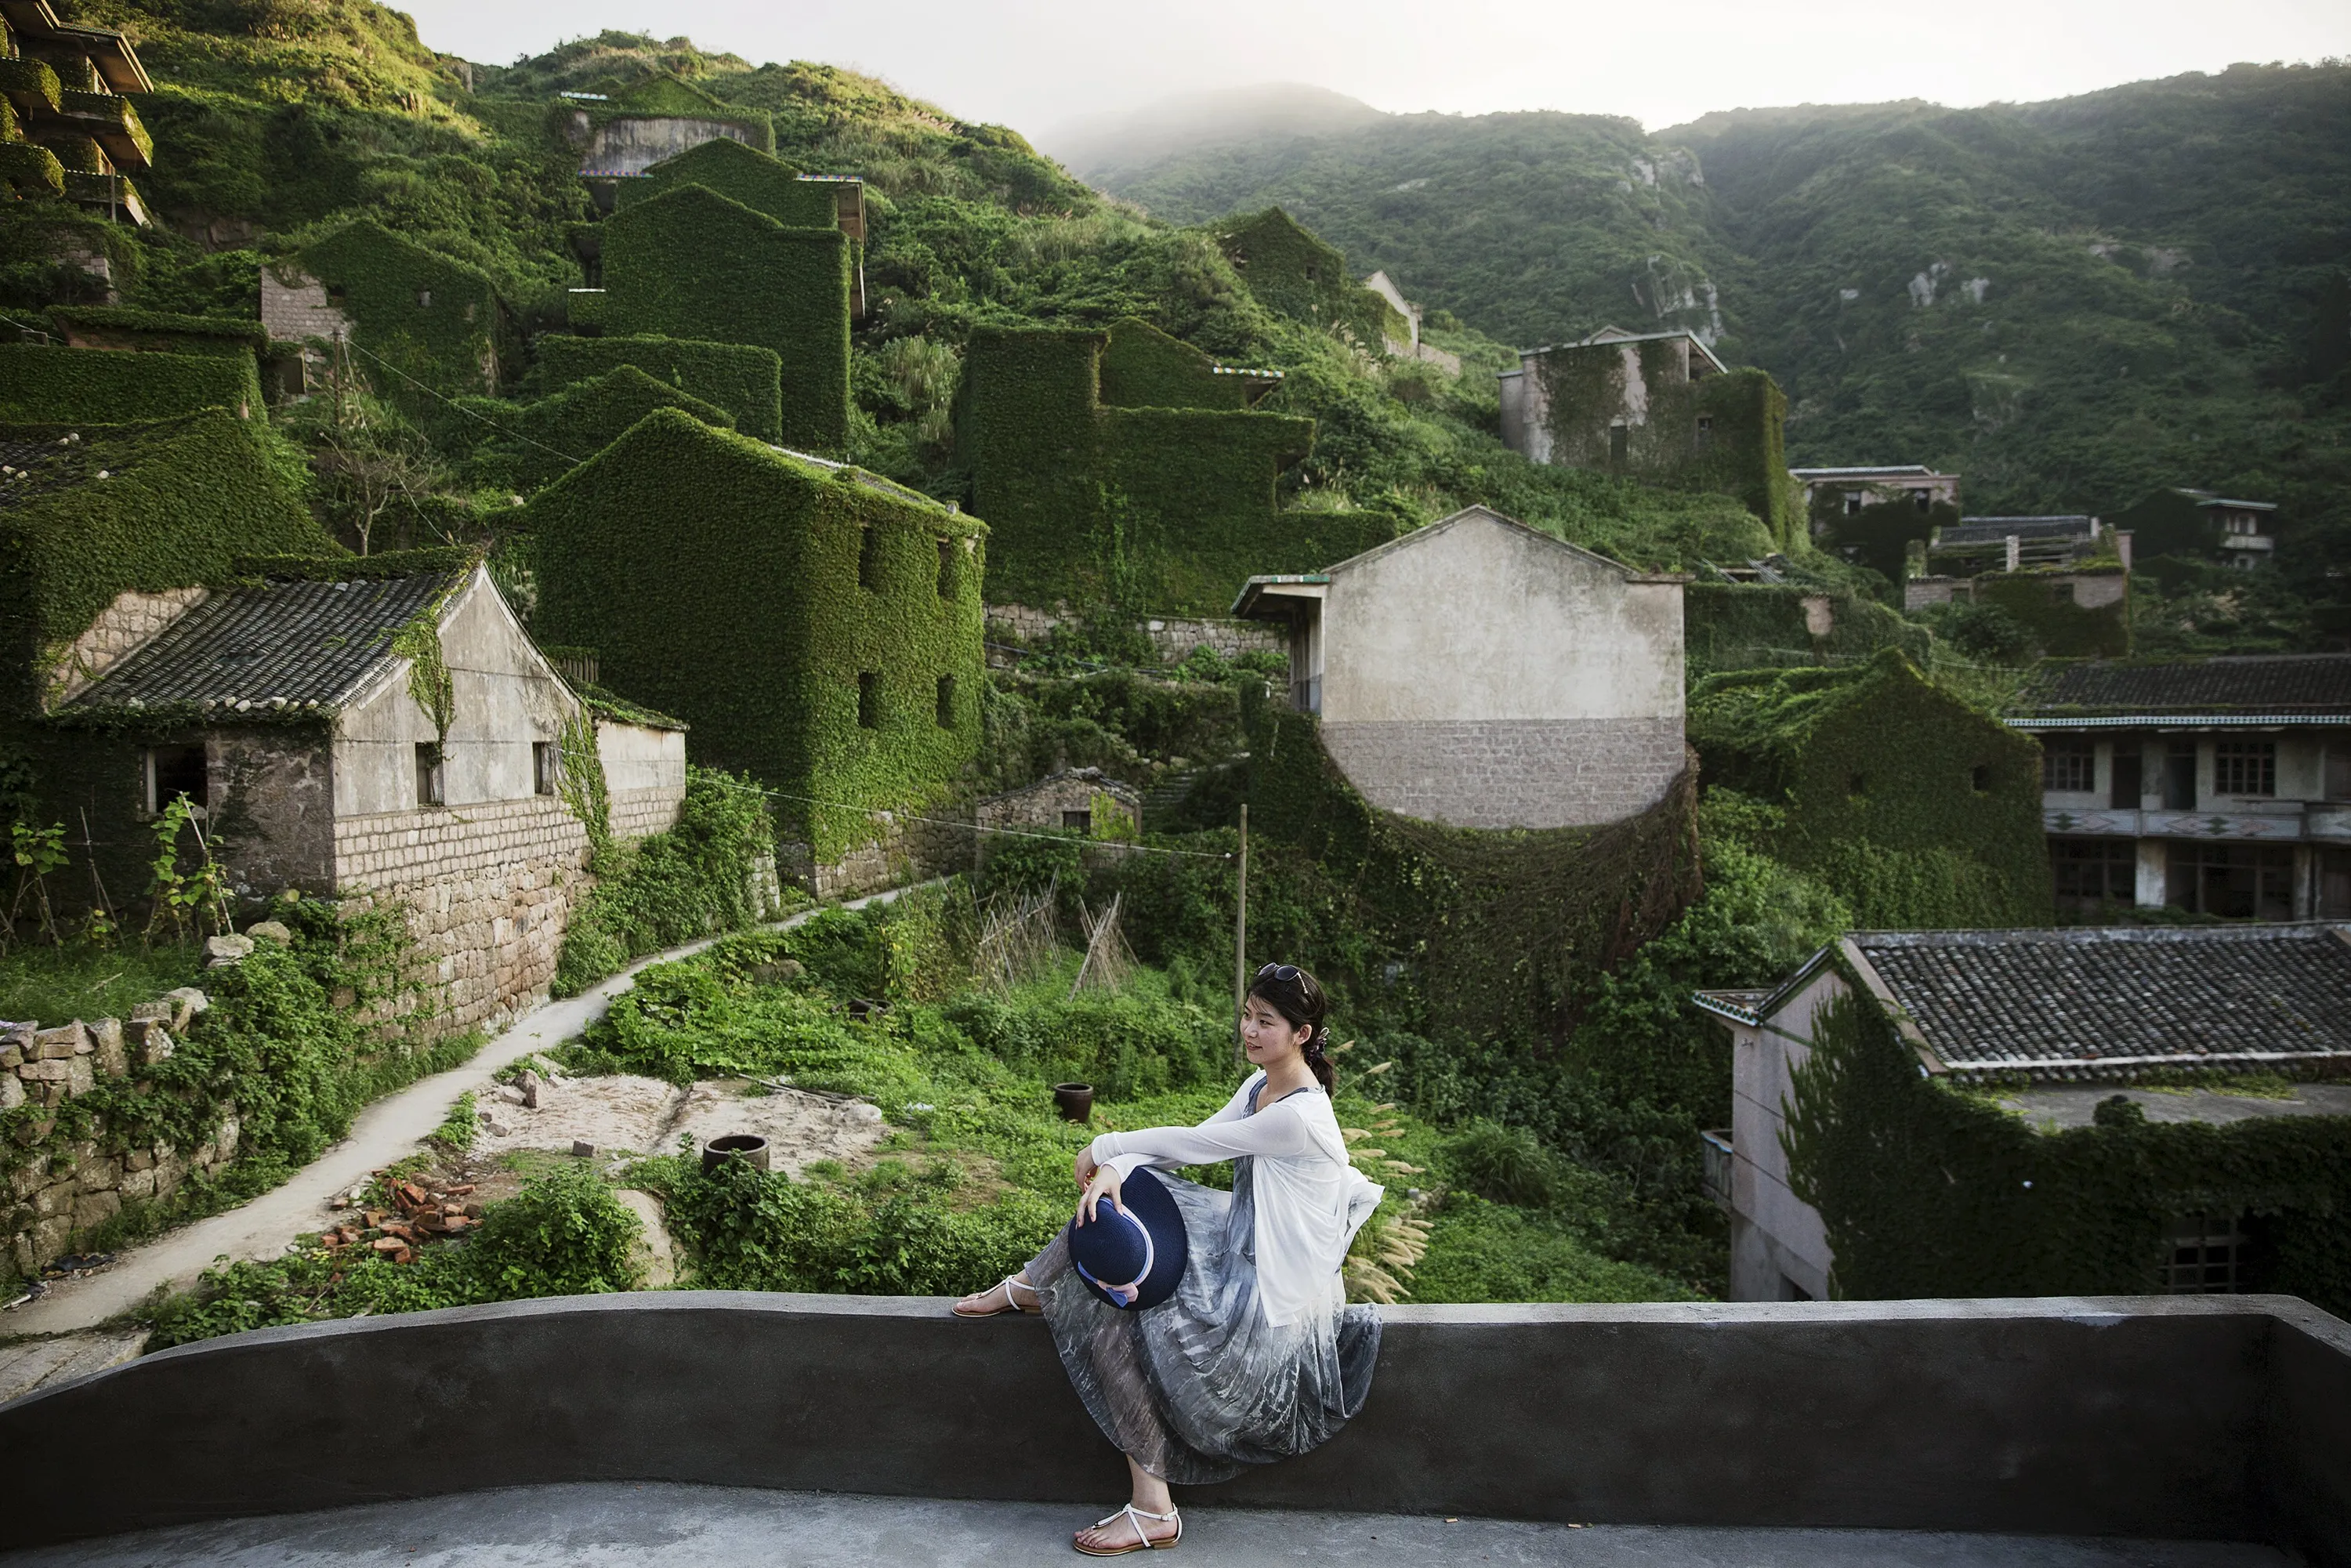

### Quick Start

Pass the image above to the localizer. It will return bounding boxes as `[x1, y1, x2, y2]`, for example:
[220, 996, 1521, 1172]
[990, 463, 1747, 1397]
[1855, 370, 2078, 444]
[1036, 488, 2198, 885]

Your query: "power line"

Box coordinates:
[339, 339, 586, 469]
[697, 774, 1233, 861]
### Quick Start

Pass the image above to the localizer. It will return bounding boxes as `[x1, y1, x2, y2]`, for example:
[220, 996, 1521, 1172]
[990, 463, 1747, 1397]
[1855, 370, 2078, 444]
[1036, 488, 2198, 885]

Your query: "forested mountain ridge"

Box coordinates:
[1081, 67, 2351, 639]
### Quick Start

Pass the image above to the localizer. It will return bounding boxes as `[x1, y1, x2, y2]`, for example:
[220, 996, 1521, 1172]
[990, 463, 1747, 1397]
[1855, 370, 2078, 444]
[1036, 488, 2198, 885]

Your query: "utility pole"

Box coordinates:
[1233, 802, 1248, 1062]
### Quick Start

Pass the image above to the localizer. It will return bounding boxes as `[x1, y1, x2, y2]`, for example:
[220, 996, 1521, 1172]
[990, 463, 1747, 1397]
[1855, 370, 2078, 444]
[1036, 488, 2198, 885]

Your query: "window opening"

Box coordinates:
[857, 672, 879, 730]
[534, 741, 559, 796]
[936, 538, 955, 597]
[2161, 742, 2197, 809]
[1694, 416, 1712, 451]
[2050, 837, 2134, 911]
[1844, 491, 1864, 516]
[2321, 848, 2351, 920]
[1845, 771, 1867, 799]
[935, 675, 955, 729]
[2042, 740, 2095, 793]
[416, 288, 432, 308]
[2110, 748, 2142, 809]
[1970, 764, 1991, 794]
[145, 745, 207, 815]
[1062, 809, 1092, 833]
[2214, 740, 2275, 798]
[2052, 581, 2075, 603]
[2165, 841, 2293, 919]
[857, 527, 880, 590]
[415, 743, 445, 807]
[2327, 744, 2351, 802]
[1913, 491, 1932, 512]
[1608, 425, 1628, 466]
[2164, 1213, 2245, 1294]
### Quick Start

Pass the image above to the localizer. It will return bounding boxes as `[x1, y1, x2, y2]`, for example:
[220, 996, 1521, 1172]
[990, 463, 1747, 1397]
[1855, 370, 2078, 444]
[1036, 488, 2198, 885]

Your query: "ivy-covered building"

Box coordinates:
[567, 71, 776, 181]
[0, 4, 153, 224]
[1790, 465, 1960, 527]
[260, 219, 512, 400]
[561, 136, 862, 453]
[527, 409, 986, 893]
[1212, 208, 1404, 349]
[0, 335, 264, 424]
[1697, 924, 2351, 1312]
[43, 555, 682, 1034]
[1498, 326, 1796, 548]
[1688, 650, 2052, 928]
[957, 318, 1390, 616]
[2108, 487, 2280, 570]
[2012, 654, 2351, 922]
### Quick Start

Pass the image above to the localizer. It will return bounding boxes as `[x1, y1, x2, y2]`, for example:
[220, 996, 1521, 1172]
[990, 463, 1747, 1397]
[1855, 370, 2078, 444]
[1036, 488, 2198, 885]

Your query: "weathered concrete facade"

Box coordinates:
[1237, 506, 1686, 830]
[571, 112, 759, 179]
[986, 603, 1285, 667]
[597, 719, 687, 842]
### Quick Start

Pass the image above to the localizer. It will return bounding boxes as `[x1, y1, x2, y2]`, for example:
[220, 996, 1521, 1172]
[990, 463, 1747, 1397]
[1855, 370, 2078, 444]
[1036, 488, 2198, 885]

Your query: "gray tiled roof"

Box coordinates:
[68, 570, 466, 715]
[1853, 925, 2351, 1077]
[2016, 655, 2351, 717]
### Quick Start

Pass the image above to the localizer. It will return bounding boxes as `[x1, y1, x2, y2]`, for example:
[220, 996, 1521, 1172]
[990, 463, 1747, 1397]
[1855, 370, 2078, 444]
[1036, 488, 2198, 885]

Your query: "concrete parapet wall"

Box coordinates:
[986, 603, 1284, 665]
[2, 1295, 2346, 1560]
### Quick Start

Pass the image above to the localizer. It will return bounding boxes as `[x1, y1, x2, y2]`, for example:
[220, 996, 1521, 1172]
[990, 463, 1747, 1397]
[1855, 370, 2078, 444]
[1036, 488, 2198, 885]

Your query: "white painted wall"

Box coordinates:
[1320, 509, 1683, 725]
[1726, 967, 1845, 1302]
[332, 569, 581, 817]
[596, 720, 685, 798]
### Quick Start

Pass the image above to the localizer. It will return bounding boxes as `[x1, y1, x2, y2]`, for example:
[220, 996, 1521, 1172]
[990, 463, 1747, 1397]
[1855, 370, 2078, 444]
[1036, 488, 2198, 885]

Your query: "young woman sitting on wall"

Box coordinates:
[953, 963, 1385, 1555]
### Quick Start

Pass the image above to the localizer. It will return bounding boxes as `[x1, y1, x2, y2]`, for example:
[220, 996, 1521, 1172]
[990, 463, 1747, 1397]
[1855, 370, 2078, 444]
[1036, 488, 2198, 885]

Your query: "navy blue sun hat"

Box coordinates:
[1067, 1167, 1188, 1311]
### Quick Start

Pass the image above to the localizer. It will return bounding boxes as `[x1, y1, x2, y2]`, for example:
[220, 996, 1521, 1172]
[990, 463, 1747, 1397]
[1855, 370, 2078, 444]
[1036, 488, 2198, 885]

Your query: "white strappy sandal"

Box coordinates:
[951, 1275, 1041, 1317]
[1074, 1502, 1181, 1555]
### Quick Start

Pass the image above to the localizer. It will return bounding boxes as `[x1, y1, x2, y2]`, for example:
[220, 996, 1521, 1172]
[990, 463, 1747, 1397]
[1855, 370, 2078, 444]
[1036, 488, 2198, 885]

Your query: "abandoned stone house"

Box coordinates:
[48, 560, 686, 1033]
[972, 768, 1141, 867]
[1360, 270, 1461, 375]
[1498, 327, 1793, 544]
[1790, 465, 1960, 527]
[1233, 505, 1686, 830]
[1697, 925, 2351, 1303]
[2013, 654, 2351, 922]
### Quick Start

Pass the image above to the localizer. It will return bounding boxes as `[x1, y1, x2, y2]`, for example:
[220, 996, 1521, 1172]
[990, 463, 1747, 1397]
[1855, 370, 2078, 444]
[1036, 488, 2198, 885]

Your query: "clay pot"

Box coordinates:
[1053, 1083, 1095, 1123]
[701, 1134, 772, 1174]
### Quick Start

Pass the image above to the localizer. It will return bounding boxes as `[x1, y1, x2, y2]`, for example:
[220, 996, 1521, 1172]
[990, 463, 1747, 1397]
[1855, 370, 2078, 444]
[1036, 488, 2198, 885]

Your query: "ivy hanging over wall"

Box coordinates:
[530, 334, 782, 443]
[281, 219, 512, 403]
[1973, 569, 2132, 658]
[1210, 208, 1406, 349]
[1687, 649, 2052, 927]
[45, 306, 270, 360]
[612, 135, 839, 229]
[488, 365, 734, 491]
[0, 342, 264, 424]
[1783, 987, 2351, 1315]
[527, 409, 984, 865]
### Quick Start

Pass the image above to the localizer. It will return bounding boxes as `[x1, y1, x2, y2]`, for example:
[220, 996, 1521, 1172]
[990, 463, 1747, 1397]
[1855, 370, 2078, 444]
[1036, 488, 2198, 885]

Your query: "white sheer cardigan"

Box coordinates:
[1089, 1070, 1384, 1327]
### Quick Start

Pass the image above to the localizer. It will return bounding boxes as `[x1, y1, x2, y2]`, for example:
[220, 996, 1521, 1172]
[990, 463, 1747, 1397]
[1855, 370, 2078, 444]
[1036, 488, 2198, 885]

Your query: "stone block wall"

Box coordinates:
[986, 603, 1284, 666]
[332, 795, 592, 1037]
[607, 784, 686, 842]
[2, 990, 230, 1279]
[259, 270, 352, 346]
[974, 770, 1142, 868]
[46, 585, 208, 705]
[1319, 718, 1688, 829]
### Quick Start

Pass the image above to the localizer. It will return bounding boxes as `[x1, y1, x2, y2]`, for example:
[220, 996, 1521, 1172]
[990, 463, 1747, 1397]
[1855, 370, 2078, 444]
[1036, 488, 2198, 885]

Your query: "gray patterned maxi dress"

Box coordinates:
[1023, 1072, 1385, 1484]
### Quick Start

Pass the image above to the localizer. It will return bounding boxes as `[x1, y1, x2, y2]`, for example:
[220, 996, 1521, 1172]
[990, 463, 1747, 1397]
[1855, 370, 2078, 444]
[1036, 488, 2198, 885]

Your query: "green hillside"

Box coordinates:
[1081, 71, 2351, 643]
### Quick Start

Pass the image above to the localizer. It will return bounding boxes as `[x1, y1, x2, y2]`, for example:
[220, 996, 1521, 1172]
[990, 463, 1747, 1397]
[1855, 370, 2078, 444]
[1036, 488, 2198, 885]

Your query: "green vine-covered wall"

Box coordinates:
[1972, 569, 2132, 657]
[1210, 208, 1405, 349]
[1226, 684, 1704, 1047]
[500, 364, 734, 491]
[527, 409, 984, 864]
[583, 74, 774, 154]
[957, 324, 1389, 614]
[284, 219, 511, 400]
[1530, 342, 1795, 548]
[593, 183, 849, 453]
[1683, 583, 1933, 679]
[1784, 989, 2351, 1314]
[1096, 317, 1252, 411]
[45, 306, 269, 360]
[1688, 650, 2052, 927]
[0, 342, 263, 424]
[610, 134, 838, 230]
[530, 334, 782, 443]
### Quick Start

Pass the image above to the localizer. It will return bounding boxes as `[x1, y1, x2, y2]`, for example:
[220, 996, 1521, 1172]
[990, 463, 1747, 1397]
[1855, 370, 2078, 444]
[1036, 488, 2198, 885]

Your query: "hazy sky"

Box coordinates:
[398, 0, 2349, 144]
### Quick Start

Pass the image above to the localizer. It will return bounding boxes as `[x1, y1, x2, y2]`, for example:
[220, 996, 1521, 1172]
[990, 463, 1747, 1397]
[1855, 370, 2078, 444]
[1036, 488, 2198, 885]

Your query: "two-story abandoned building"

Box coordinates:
[1697, 923, 2351, 1305]
[1233, 505, 1686, 830]
[2012, 655, 2351, 920]
[1790, 464, 1960, 528]
[1498, 327, 1794, 545]
[2109, 487, 2280, 570]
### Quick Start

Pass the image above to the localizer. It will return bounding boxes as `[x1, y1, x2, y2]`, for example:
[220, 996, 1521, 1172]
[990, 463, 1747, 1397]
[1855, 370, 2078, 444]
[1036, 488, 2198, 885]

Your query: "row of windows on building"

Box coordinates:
[143, 741, 567, 815]
[2042, 739, 2351, 804]
[859, 528, 963, 597]
[2051, 838, 2351, 920]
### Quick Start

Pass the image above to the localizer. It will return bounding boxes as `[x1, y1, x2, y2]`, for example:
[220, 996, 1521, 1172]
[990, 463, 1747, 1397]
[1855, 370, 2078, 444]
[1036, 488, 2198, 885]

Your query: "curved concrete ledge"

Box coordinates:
[4, 1294, 2348, 1561]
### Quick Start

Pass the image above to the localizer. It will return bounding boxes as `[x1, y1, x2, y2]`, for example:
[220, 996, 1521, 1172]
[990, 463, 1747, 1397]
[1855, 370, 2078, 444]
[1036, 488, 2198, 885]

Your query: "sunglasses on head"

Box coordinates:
[1255, 964, 1302, 983]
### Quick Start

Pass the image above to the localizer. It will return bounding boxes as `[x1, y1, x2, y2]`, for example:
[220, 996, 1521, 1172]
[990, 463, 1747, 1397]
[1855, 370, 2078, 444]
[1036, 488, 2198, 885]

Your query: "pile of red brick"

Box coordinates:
[321, 1175, 481, 1266]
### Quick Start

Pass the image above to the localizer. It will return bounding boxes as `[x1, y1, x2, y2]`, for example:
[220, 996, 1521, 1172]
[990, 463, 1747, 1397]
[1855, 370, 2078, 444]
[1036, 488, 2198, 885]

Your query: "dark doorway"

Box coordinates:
[2110, 748, 2142, 810]
[2161, 743, 2197, 809]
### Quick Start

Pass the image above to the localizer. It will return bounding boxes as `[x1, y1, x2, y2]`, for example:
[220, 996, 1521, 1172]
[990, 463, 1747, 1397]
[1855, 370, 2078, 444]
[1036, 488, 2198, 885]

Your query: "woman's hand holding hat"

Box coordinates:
[1077, 1161, 1124, 1226]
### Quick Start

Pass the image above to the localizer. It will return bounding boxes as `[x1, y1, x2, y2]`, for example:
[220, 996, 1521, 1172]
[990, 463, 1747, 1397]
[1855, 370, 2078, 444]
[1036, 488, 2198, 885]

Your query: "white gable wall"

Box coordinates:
[1724, 967, 1845, 1302]
[1316, 511, 1686, 827]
